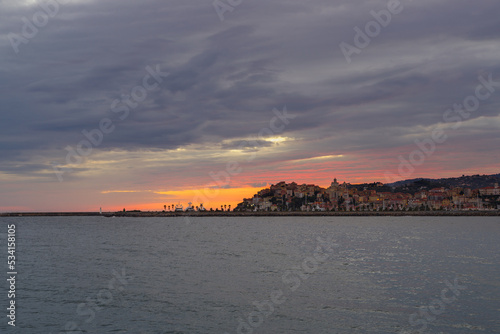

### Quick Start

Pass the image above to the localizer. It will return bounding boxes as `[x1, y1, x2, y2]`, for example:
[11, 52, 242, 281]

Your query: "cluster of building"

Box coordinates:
[235, 179, 500, 212]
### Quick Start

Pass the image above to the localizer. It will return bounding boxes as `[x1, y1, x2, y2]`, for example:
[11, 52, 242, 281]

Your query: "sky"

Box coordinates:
[1, 0, 499, 212]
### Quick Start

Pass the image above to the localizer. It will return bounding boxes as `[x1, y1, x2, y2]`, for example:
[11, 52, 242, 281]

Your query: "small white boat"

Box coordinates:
[174, 203, 184, 212]
[185, 202, 194, 212]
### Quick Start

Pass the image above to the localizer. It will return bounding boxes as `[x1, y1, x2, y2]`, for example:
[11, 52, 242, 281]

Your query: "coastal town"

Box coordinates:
[233, 177, 500, 212]
[153, 175, 500, 213]
[4, 175, 499, 217]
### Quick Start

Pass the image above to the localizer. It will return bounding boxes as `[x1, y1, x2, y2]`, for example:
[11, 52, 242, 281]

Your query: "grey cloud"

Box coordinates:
[0, 0, 499, 177]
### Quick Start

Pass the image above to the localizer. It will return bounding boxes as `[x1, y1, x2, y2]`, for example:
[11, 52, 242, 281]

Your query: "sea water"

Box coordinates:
[0, 216, 499, 333]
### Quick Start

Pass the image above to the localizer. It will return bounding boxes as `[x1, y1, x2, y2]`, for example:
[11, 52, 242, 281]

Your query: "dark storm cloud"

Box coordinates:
[0, 0, 499, 176]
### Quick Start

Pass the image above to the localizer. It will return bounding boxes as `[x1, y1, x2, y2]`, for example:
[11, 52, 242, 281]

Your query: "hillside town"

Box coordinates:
[234, 178, 500, 212]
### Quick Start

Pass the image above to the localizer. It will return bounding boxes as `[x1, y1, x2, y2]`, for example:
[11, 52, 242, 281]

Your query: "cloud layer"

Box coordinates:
[1, 0, 499, 210]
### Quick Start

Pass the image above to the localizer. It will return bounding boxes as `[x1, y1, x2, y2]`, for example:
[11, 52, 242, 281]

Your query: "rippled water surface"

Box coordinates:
[1, 216, 499, 333]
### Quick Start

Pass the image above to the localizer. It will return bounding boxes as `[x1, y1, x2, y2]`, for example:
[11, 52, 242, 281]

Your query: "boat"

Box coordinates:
[174, 203, 184, 212]
[185, 202, 194, 212]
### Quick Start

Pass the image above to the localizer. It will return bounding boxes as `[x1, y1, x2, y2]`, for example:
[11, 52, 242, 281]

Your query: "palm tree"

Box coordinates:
[221, 205, 224, 211]
[224, 204, 227, 211]
[228, 205, 231, 211]
[164, 205, 166, 211]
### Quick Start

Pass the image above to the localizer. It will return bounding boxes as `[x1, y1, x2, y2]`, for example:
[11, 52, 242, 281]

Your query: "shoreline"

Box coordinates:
[1, 211, 499, 217]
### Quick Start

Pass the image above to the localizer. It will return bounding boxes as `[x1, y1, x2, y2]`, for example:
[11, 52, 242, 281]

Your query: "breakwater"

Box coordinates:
[1, 211, 498, 217]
